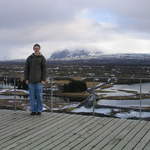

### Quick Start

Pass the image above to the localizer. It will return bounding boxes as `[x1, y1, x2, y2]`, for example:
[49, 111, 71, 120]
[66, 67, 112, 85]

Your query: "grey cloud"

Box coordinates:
[0, 0, 150, 60]
[0, 0, 84, 29]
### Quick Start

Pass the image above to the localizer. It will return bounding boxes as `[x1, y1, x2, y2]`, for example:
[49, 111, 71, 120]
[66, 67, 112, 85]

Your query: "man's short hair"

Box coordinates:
[33, 43, 41, 49]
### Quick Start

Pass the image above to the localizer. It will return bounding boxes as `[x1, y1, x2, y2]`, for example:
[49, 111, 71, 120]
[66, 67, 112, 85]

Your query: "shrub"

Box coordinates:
[63, 79, 87, 92]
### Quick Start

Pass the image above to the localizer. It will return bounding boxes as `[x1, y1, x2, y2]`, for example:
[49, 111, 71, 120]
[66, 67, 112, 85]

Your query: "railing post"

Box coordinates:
[50, 78, 53, 113]
[139, 79, 142, 120]
[14, 78, 17, 112]
[92, 100, 95, 116]
[92, 93, 96, 116]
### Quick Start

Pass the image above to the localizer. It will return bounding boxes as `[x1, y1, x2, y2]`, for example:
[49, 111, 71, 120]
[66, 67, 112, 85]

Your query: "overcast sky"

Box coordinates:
[0, 0, 150, 60]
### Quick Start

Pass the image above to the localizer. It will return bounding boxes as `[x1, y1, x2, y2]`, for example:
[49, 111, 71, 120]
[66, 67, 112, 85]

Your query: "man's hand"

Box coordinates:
[41, 81, 46, 85]
[26, 80, 29, 84]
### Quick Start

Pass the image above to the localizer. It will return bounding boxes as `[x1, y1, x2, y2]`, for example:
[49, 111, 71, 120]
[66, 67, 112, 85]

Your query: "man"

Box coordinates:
[24, 44, 47, 115]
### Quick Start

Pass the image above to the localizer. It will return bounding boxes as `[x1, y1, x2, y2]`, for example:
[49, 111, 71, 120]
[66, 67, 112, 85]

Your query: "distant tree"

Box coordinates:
[16, 79, 28, 90]
[22, 80, 28, 90]
[63, 79, 87, 92]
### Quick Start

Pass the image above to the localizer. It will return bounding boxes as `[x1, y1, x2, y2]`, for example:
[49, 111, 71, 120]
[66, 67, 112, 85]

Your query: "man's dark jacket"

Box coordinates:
[24, 53, 47, 83]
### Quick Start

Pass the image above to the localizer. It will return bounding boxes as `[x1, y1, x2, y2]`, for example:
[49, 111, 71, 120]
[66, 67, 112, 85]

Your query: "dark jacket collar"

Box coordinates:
[32, 53, 42, 57]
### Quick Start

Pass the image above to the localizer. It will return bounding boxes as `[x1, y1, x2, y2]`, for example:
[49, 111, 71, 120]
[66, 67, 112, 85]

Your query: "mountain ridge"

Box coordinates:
[49, 49, 150, 60]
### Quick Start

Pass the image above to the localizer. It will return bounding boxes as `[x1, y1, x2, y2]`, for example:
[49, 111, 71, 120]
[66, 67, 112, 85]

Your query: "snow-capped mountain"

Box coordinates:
[49, 49, 103, 60]
[49, 49, 150, 60]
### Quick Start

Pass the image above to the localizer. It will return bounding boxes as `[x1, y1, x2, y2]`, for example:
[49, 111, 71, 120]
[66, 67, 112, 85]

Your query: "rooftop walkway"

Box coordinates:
[0, 109, 150, 150]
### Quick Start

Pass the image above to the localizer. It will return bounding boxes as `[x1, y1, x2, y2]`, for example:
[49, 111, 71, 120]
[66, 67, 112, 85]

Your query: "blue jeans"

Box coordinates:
[28, 83, 43, 112]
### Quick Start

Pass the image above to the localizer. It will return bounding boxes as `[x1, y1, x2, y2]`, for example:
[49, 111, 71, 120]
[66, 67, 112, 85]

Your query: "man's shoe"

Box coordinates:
[30, 112, 36, 115]
[36, 112, 42, 115]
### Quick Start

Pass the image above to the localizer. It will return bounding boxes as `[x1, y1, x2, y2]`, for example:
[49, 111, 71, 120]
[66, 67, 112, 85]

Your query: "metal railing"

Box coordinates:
[0, 76, 150, 120]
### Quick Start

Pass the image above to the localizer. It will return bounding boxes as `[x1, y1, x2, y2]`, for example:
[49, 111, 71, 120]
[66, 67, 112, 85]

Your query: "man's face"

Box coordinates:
[33, 46, 40, 53]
